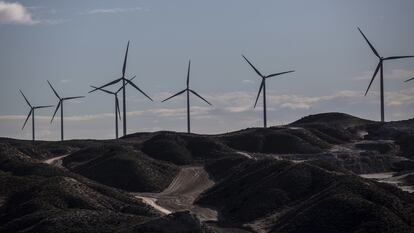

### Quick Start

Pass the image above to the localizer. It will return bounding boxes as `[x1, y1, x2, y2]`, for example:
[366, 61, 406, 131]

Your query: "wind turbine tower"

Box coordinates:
[162, 60, 212, 133]
[20, 90, 53, 143]
[242, 55, 294, 128]
[47, 80, 85, 141]
[89, 41, 153, 136]
[358, 27, 414, 122]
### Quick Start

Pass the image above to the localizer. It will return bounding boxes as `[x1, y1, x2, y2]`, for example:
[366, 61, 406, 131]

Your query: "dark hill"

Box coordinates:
[291, 112, 373, 128]
[0, 137, 106, 160]
[121, 211, 214, 233]
[0, 142, 215, 233]
[63, 144, 179, 192]
[1, 112, 414, 233]
[364, 118, 414, 159]
[141, 132, 241, 165]
[216, 127, 331, 154]
[196, 160, 414, 233]
[0, 143, 157, 233]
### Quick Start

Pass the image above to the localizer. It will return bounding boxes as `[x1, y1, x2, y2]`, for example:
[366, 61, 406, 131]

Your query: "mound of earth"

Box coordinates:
[121, 211, 214, 233]
[0, 142, 217, 233]
[217, 127, 330, 154]
[63, 144, 179, 192]
[141, 133, 193, 165]
[0, 144, 157, 233]
[293, 123, 356, 144]
[364, 119, 414, 159]
[196, 160, 414, 233]
[2, 112, 414, 233]
[142, 132, 241, 165]
[0, 143, 67, 178]
[291, 112, 373, 128]
[0, 137, 105, 161]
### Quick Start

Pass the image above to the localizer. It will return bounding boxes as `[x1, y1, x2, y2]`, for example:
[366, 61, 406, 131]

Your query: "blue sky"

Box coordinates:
[1, 0, 414, 140]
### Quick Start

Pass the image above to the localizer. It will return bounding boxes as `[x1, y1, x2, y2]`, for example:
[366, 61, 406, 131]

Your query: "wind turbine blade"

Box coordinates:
[89, 78, 122, 93]
[187, 60, 191, 88]
[63, 96, 85, 101]
[116, 96, 121, 120]
[364, 62, 381, 96]
[22, 109, 32, 130]
[90, 85, 115, 95]
[19, 89, 32, 107]
[125, 79, 153, 101]
[242, 55, 264, 77]
[47, 80, 61, 99]
[405, 77, 414, 83]
[128, 76, 136, 82]
[122, 41, 130, 77]
[35, 105, 54, 109]
[254, 80, 264, 108]
[384, 55, 414, 60]
[266, 70, 295, 78]
[357, 27, 380, 58]
[189, 89, 212, 105]
[51, 101, 61, 123]
[162, 89, 186, 102]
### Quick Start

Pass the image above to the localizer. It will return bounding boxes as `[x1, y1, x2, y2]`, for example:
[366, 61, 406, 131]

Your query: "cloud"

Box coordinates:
[84, 7, 146, 15]
[1, 88, 412, 129]
[241, 79, 255, 85]
[354, 68, 414, 81]
[387, 69, 414, 81]
[354, 70, 373, 81]
[266, 90, 361, 110]
[0, 113, 111, 122]
[205, 90, 362, 112]
[385, 87, 414, 107]
[40, 18, 70, 25]
[0, 1, 38, 25]
[27, 6, 56, 15]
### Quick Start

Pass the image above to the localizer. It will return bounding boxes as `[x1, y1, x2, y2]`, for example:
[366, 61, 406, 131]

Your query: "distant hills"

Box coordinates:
[1, 112, 414, 233]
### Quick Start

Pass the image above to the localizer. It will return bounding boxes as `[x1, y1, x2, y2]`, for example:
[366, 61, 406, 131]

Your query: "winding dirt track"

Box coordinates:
[134, 166, 218, 222]
[42, 155, 217, 220]
[43, 154, 69, 168]
[43, 155, 251, 232]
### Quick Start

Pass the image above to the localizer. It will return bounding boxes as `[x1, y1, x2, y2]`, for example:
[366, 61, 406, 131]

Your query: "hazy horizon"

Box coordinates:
[1, 0, 414, 140]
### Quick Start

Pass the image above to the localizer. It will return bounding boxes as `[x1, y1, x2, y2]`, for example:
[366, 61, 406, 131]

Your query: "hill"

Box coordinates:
[1, 112, 414, 233]
[196, 159, 414, 232]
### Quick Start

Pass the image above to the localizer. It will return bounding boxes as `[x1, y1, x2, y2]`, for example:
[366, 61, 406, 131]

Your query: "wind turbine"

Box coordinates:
[20, 90, 53, 143]
[90, 76, 135, 139]
[47, 80, 85, 141]
[242, 55, 294, 128]
[162, 60, 212, 133]
[358, 27, 414, 122]
[89, 41, 153, 136]
[405, 77, 414, 83]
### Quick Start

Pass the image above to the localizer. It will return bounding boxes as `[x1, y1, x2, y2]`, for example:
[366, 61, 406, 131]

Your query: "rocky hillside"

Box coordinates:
[1, 112, 413, 233]
[197, 159, 414, 233]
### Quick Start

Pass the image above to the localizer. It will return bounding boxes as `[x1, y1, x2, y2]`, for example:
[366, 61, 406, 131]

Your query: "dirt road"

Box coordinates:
[134, 166, 218, 221]
[43, 154, 69, 168]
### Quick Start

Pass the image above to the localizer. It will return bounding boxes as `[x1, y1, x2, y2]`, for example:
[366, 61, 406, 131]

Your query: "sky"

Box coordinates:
[0, 0, 414, 140]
